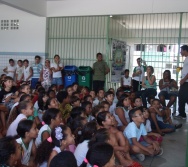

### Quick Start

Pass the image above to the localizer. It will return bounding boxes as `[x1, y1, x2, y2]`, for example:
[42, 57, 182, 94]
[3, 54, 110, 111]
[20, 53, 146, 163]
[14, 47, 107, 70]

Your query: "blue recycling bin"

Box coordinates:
[64, 65, 77, 88]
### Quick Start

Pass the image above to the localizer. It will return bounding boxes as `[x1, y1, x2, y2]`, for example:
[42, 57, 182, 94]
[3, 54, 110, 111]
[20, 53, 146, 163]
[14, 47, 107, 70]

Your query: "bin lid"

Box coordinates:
[64, 65, 77, 71]
[78, 66, 92, 71]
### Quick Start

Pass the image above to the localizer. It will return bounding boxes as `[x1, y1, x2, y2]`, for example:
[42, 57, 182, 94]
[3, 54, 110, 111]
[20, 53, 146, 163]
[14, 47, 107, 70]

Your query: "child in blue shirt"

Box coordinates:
[123, 108, 162, 161]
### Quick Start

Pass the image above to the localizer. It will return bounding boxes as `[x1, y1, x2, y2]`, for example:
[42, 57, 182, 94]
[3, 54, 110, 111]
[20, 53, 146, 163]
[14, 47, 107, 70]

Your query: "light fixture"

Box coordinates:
[110, 15, 113, 18]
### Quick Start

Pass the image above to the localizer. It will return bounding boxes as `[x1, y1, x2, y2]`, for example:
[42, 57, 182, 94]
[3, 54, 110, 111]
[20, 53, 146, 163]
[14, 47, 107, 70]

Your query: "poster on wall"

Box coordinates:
[111, 39, 128, 83]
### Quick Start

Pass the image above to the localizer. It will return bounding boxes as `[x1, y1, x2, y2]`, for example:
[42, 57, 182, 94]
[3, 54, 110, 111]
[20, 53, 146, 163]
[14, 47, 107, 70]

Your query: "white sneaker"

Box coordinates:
[135, 154, 145, 161]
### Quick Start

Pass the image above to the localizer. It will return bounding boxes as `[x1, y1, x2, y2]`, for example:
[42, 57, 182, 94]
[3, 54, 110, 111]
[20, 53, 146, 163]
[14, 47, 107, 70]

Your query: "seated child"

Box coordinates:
[100, 101, 110, 112]
[133, 97, 143, 108]
[6, 101, 34, 137]
[121, 69, 132, 92]
[35, 108, 62, 147]
[16, 120, 38, 166]
[149, 99, 182, 135]
[35, 125, 75, 167]
[0, 136, 21, 166]
[70, 95, 81, 108]
[49, 151, 77, 167]
[124, 108, 162, 162]
[81, 101, 94, 122]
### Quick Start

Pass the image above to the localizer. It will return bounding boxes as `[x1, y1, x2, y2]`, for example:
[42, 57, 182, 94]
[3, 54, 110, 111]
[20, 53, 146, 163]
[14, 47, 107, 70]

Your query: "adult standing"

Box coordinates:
[132, 58, 147, 92]
[31, 55, 43, 89]
[174, 45, 188, 119]
[92, 53, 110, 93]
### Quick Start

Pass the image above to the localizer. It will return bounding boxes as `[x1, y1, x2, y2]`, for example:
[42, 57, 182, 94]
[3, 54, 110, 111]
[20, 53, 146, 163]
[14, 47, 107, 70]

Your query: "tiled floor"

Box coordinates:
[138, 111, 187, 167]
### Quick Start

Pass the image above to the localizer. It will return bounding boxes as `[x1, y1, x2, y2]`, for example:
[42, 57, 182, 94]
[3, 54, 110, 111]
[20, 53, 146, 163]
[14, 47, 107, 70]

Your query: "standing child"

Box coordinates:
[35, 108, 62, 147]
[23, 59, 33, 83]
[31, 55, 43, 89]
[16, 120, 38, 166]
[40, 59, 52, 91]
[35, 125, 75, 167]
[121, 69, 132, 92]
[3, 59, 16, 79]
[15, 60, 23, 87]
[51, 55, 63, 91]
[6, 101, 34, 136]
[124, 108, 162, 162]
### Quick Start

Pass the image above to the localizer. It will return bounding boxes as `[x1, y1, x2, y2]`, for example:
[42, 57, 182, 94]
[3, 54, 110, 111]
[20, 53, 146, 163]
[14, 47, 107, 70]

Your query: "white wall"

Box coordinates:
[47, 0, 188, 17]
[0, 4, 46, 53]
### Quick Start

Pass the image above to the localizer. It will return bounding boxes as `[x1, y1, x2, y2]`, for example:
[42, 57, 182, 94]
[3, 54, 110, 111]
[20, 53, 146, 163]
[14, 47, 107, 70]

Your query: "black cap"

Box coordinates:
[181, 45, 188, 52]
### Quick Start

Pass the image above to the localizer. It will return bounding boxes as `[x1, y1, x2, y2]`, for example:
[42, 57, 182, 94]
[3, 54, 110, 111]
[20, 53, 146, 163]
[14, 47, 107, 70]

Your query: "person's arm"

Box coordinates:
[121, 77, 124, 87]
[3, 67, 8, 73]
[147, 74, 156, 85]
[26, 67, 33, 81]
[42, 131, 50, 142]
[105, 62, 110, 75]
[170, 79, 178, 89]
[159, 79, 169, 90]
[180, 73, 188, 85]
[143, 135, 160, 151]
[115, 108, 128, 126]
[132, 67, 139, 77]
[39, 69, 43, 82]
[142, 76, 146, 88]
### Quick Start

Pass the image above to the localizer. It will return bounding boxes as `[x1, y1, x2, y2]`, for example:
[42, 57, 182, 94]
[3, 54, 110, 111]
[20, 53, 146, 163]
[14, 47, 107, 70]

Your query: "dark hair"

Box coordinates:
[19, 94, 31, 102]
[42, 108, 60, 125]
[54, 54, 60, 59]
[84, 95, 92, 102]
[23, 59, 29, 63]
[133, 96, 142, 103]
[70, 107, 85, 119]
[72, 91, 80, 96]
[18, 101, 31, 113]
[47, 89, 56, 97]
[96, 52, 102, 58]
[100, 101, 110, 107]
[116, 89, 124, 98]
[70, 95, 80, 105]
[56, 91, 68, 103]
[104, 91, 114, 98]
[45, 98, 55, 109]
[116, 94, 129, 107]
[79, 122, 97, 143]
[50, 151, 77, 167]
[35, 55, 41, 60]
[66, 85, 72, 91]
[38, 92, 48, 110]
[17, 120, 34, 138]
[97, 111, 109, 126]
[163, 70, 171, 80]
[147, 96, 155, 104]
[9, 59, 14, 63]
[2, 76, 14, 87]
[17, 60, 22, 63]
[35, 125, 68, 165]
[91, 105, 104, 117]
[151, 98, 161, 104]
[80, 142, 113, 167]
[88, 128, 109, 148]
[81, 101, 92, 109]
[129, 108, 141, 122]
[181, 45, 188, 52]
[97, 88, 104, 94]
[0, 136, 17, 165]
[20, 83, 29, 92]
[124, 69, 129, 73]
[137, 57, 142, 61]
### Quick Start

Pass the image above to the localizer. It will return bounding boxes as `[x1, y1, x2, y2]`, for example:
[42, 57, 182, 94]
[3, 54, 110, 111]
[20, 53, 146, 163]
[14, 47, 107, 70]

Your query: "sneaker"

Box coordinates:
[135, 154, 145, 162]
[175, 123, 183, 129]
[173, 114, 186, 119]
[157, 147, 163, 156]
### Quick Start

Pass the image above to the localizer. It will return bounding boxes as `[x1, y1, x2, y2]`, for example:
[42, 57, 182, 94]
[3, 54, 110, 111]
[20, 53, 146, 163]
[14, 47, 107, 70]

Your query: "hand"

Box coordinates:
[147, 148, 155, 156]
[153, 133, 161, 138]
[180, 79, 185, 85]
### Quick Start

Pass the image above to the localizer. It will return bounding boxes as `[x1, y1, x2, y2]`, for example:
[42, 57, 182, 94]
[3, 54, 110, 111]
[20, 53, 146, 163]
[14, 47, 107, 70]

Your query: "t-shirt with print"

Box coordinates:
[132, 65, 146, 82]
[93, 61, 109, 81]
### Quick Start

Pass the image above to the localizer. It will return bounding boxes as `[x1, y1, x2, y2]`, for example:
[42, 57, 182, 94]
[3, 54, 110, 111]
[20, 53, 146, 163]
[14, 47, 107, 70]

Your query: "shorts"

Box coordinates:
[52, 77, 63, 86]
[158, 91, 178, 99]
[150, 119, 175, 131]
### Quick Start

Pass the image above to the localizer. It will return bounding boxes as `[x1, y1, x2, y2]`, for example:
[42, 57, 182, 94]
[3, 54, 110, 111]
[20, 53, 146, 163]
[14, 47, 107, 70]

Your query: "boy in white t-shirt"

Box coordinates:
[121, 69, 132, 92]
[51, 55, 63, 91]
[16, 60, 23, 86]
[3, 59, 16, 79]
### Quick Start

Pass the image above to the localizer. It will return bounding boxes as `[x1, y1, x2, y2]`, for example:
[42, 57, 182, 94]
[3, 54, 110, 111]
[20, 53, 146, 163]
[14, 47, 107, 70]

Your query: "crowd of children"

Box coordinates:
[0, 55, 183, 167]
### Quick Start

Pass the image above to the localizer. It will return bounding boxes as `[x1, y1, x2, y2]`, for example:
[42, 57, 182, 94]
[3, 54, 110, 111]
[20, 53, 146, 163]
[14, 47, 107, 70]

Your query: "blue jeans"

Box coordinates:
[52, 77, 63, 86]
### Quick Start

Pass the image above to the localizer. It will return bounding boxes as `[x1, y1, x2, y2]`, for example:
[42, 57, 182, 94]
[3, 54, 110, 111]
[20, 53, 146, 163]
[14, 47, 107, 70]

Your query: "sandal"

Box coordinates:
[135, 154, 145, 162]
[157, 147, 163, 156]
